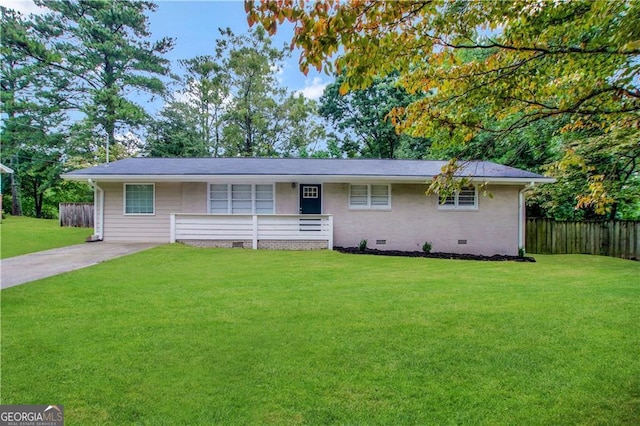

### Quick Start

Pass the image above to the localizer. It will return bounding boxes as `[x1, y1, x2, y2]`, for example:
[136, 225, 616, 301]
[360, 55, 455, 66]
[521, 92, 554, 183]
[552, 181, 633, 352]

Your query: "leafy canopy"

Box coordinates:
[247, 0, 638, 137]
[33, 0, 174, 145]
[319, 71, 431, 159]
[146, 26, 323, 158]
[0, 6, 81, 218]
[246, 0, 640, 214]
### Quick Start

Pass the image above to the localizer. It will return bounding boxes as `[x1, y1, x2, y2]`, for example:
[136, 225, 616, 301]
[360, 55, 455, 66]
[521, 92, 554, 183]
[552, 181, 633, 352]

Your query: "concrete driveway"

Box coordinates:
[1, 242, 160, 289]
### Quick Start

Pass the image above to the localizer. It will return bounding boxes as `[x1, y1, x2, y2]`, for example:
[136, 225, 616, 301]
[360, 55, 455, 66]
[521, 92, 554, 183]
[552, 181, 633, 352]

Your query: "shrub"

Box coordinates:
[422, 241, 433, 254]
[358, 239, 368, 251]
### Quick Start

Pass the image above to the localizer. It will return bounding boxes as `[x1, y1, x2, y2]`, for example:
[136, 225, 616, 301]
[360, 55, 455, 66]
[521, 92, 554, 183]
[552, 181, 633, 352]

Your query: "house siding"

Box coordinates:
[100, 181, 292, 242]
[99, 180, 521, 255]
[182, 182, 207, 213]
[101, 182, 182, 243]
[323, 183, 520, 255]
[275, 182, 297, 214]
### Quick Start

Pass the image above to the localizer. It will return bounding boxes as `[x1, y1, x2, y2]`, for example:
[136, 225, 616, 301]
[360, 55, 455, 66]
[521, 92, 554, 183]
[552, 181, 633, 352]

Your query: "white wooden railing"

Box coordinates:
[170, 214, 333, 249]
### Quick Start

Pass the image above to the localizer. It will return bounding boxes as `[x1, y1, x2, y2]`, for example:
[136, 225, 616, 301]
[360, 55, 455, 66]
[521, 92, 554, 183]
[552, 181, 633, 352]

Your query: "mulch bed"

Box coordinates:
[335, 247, 536, 262]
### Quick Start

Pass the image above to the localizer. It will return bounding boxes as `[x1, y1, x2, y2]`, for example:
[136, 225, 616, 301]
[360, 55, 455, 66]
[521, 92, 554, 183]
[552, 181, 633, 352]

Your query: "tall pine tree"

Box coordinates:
[0, 6, 72, 217]
[34, 0, 174, 156]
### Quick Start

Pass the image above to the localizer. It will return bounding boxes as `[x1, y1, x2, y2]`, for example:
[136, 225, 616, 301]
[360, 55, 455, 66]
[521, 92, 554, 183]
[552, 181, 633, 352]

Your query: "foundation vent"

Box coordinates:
[376, 240, 387, 245]
[457, 239, 468, 245]
[232, 241, 244, 248]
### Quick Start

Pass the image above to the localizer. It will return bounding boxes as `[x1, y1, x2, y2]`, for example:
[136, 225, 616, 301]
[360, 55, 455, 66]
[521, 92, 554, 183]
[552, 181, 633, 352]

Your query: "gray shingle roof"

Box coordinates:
[63, 157, 550, 181]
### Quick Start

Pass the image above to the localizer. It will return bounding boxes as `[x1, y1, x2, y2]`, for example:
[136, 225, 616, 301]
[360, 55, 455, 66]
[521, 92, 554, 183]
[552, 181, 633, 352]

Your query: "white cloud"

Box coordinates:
[270, 64, 284, 75]
[297, 77, 329, 101]
[166, 81, 233, 112]
[270, 63, 285, 84]
[171, 84, 194, 105]
[0, 0, 47, 15]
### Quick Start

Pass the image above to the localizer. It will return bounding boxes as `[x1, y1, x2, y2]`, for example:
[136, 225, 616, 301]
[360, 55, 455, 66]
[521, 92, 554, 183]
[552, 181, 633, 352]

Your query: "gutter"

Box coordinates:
[87, 179, 104, 241]
[518, 182, 536, 254]
[63, 173, 557, 185]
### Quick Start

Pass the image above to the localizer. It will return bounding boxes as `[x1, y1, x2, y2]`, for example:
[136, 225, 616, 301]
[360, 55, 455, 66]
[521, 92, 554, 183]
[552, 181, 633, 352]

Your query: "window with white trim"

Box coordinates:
[124, 184, 155, 215]
[439, 186, 477, 210]
[255, 184, 274, 213]
[349, 184, 390, 209]
[303, 186, 318, 198]
[209, 183, 274, 214]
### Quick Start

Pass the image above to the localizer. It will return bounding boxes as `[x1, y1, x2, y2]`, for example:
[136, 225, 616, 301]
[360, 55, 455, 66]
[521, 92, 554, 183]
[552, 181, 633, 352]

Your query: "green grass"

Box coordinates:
[1, 246, 639, 424]
[0, 215, 91, 258]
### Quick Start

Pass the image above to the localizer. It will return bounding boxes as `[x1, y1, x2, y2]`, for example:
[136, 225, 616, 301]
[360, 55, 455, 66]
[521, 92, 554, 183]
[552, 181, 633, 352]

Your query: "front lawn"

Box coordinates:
[1, 246, 638, 424]
[0, 215, 91, 258]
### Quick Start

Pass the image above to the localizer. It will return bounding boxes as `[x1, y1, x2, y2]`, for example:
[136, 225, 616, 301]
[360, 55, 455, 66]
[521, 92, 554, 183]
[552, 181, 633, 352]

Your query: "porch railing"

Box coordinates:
[170, 214, 333, 249]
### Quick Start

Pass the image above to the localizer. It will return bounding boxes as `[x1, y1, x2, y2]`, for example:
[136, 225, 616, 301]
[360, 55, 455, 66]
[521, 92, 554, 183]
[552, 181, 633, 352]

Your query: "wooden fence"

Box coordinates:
[526, 218, 639, 260]
[59, 203, 94, 228]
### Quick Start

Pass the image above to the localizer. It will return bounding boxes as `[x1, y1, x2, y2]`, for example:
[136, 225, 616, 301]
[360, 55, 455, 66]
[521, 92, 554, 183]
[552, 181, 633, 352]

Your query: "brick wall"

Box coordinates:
[179, 239, 328, 250]
[180, 240, 252, 249]
[258, 240, 328, 250]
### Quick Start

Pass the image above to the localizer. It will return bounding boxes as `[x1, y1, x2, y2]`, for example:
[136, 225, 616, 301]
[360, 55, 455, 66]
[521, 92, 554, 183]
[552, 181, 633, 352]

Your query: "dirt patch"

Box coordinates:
[335, 247, 536, 262]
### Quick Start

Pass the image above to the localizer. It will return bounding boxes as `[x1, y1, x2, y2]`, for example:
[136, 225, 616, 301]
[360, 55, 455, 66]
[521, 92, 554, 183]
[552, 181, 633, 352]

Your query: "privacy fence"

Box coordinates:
[526, 218, 639, 260]
[59, 203, 94, 228]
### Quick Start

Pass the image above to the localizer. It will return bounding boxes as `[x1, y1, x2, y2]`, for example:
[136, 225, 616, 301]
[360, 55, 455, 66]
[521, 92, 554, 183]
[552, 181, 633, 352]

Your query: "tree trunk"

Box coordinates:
[609, 202, 618, 221]
[10, 171, 22, 216]
[244, 114, 253, 156]
[104, 56, 116, 163]
[35, 186, 44, 218]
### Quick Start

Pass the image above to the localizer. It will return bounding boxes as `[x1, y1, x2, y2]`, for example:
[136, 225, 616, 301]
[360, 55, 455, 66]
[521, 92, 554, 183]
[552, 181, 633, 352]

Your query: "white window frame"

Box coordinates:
[123, 183, 155, 216]
[208, 183, 275, 214]
[349, 184, 391, 210]
[302, 186, 319, 199]
[438, 185, 478, 210]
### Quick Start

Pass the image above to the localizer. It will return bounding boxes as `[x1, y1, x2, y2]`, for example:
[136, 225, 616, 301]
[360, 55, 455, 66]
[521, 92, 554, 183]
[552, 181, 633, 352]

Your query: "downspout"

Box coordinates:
[518, 182, 535, 254]
[87, 179, 104, 241]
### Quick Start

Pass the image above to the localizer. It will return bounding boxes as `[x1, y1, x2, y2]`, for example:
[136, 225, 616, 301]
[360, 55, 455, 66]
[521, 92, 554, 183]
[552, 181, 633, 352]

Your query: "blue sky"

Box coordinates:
[1, 0, 332, 102]
[149, 1, 331, 99]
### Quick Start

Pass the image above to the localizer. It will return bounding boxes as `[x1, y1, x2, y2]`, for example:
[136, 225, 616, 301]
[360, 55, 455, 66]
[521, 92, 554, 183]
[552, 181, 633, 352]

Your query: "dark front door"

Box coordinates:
[299, 184, 322, 214]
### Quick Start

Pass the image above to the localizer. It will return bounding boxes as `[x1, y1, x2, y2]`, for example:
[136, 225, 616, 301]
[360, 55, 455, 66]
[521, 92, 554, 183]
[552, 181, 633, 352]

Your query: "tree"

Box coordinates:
[144, 52, 229, 158]
[145, 100, 207, 158]
[1, 2, 167, 218]
[221, 25, 293, 156]
[247, 0, 640, 214]
[145, 26, 323, 158]
[33, 0, 174, 149]
[176, 55, 230, 156]
[540, 124, 640, 220]
[319, 72, 430, 158]
[1, 6, 34, 215]
[0, 6, 75, 218]
[262, 93, 325, 157]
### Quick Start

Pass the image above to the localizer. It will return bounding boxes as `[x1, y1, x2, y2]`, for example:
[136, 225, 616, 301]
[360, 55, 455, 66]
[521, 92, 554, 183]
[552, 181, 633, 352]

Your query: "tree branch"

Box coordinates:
[437, 37, 640, 56]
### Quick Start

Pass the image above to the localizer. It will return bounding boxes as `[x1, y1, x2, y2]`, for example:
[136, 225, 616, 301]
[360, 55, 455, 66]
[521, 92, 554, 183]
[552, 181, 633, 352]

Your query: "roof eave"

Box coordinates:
[0, 164, 14, 174]
[470, 177, 556, 185]
[62, 173, 555, 185]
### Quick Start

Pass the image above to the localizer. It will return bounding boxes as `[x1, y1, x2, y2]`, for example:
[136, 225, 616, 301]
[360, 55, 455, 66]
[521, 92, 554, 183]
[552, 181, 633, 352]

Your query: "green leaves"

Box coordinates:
[0, 6, 73, 217]
[319, 71, 430, 159]
[248, 0, 638, 135]
[248, 0, 640, 218]
[35, 0, 175, 144]
[146, 25, 323, 159]
[1, 1, 175, 218]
